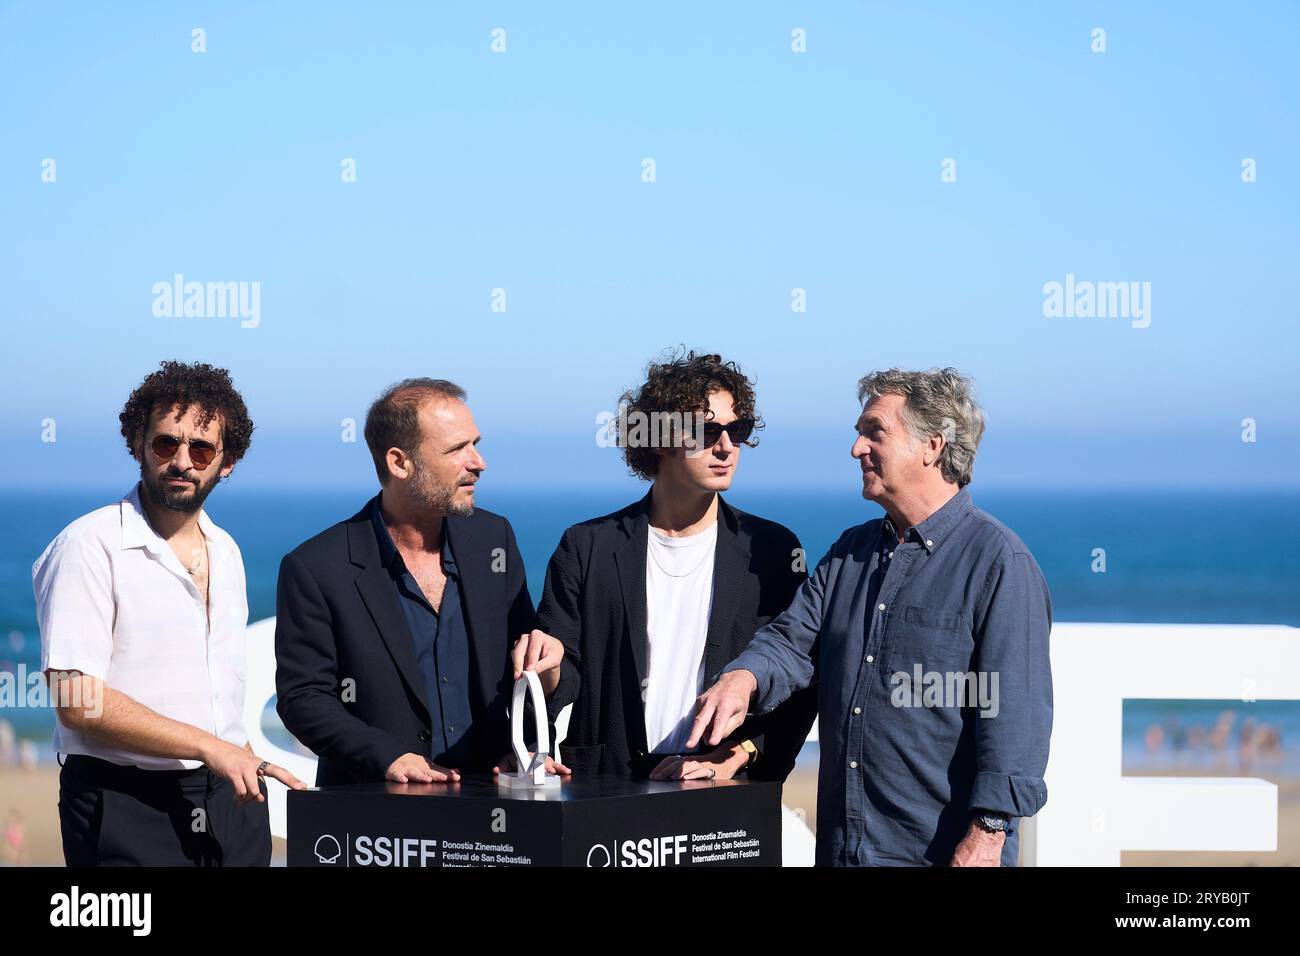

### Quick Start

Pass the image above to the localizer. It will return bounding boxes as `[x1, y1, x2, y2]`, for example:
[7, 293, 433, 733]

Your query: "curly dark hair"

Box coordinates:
[118, 361, 254, 465]
[617, 348, 763, 481]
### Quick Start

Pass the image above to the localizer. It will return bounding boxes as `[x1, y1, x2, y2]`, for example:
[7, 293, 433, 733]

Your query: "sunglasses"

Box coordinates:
[695, 418, 756, 448]
[150, 434, 222, 470]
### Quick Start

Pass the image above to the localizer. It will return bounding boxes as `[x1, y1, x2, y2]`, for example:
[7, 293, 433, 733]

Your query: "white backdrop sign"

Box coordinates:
[243, 618, 1299, 866]
[1027, 622, 1297, 866]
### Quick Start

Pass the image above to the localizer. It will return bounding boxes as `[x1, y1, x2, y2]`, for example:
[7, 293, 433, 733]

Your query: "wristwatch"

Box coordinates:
[973, 811, 1009, 834]
[739, 739, 759, 767]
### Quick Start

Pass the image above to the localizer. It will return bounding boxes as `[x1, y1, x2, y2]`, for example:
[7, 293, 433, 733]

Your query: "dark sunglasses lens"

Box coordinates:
[151, 435, 180, 460]
[728, 419, 755, 443]
[189, 443, 217, 468]
[698, 420, 754, 446]
[151, 435, 216, 469]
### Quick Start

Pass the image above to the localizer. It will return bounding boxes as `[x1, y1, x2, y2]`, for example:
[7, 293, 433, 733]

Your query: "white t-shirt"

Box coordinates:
[33, 482, 251, 770]
[643, 520, 718, 754]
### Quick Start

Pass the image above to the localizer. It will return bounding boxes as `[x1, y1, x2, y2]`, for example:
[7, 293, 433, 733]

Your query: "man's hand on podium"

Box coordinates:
[686, 669, 758, 750]
[648, 744, 748, 781]
[512, 629, 564, 696]
[492, 751, 571, 777]
[386, 753, 460, 784]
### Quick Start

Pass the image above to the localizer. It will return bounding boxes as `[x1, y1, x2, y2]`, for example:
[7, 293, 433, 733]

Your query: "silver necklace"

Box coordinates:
[647, 528, 715, 578]
[186, 539, 207, 576]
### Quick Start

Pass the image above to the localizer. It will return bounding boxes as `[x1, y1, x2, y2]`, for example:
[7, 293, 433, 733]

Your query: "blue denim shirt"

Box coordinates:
[370, 497, 473, 768]
[725, 487, 1052, 866]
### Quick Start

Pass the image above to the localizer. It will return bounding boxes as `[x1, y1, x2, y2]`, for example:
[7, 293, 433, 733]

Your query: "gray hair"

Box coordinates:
[857, 368, 984, 487]
[364, 378, 467, 485]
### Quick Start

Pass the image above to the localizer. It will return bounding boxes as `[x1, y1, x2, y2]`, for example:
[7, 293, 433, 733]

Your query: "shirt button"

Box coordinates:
[877, 603, 886, 611]
[449, 726, 456, 733]
[441, 677, 448, 684]
[853, 706, 862, 715]
[926, 539, 934, 547]
[888, 552, 894, 559]
[849, 761, 858, 769]
[865, 655, 874, 663]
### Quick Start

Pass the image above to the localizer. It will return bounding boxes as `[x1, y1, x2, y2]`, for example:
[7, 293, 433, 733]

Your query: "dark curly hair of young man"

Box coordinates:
[118, 361, 255, 464]
[617, 348, 763, 481]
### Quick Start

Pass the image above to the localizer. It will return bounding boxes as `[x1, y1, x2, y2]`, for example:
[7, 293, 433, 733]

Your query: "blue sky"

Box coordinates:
[2, 1, 1297, 493]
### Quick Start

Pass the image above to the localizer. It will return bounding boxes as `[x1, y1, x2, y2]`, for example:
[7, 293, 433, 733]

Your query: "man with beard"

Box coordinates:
[33, 361, 305, 866]
[275, 378, 566, 785]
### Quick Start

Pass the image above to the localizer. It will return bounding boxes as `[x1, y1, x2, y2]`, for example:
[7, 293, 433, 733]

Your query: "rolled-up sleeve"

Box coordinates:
[724, 545, 830, 714]
[969, 550, 1053, 820]
[34, 534, 115, 681]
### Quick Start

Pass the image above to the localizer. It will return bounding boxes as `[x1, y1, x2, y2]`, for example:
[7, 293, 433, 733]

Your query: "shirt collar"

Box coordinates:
[120, 481, 220, 554]
[369, 492, 456, 573]
[369, 494, 400, 568]
[881, 486, 972, 554]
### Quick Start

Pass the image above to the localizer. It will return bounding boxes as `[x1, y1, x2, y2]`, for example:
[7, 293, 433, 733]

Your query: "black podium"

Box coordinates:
[287, 775, 781, 867]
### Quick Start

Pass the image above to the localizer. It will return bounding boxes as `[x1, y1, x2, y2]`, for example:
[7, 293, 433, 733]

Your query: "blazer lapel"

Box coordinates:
[703, 497, 748, 685]
[348, 513, 432, 722]
[612, 493, 652, 707]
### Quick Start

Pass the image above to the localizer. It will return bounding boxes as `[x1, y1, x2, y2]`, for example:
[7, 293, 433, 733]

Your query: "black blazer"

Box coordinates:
[539, 492, 818, 782]
[274, 497, 538, 785]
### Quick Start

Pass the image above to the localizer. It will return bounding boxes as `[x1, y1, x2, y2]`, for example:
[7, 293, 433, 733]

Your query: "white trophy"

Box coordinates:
[497, 670, 563, 789]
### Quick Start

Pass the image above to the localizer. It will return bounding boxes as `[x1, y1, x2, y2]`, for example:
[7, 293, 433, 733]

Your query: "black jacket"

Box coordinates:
[539, 492, 818, 781]
[274, 497, 537, 785]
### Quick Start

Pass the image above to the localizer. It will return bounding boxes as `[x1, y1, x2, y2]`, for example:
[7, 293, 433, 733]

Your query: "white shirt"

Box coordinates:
[643, 520, 718, 754]
[32, 482, 251, 770]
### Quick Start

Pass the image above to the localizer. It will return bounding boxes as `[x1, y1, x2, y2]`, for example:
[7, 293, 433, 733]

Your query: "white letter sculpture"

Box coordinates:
[498, 670, 562, 789]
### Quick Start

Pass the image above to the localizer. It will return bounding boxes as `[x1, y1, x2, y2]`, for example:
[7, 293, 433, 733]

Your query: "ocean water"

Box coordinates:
[2, 487, 1298, 770]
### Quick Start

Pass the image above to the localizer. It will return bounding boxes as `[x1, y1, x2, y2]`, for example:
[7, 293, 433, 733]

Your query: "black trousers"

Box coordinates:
[58, 754, 272, 867]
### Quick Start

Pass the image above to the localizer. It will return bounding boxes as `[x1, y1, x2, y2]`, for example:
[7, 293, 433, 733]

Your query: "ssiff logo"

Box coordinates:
[314, 834, 342, 863]
[587, 834, 687, 867]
